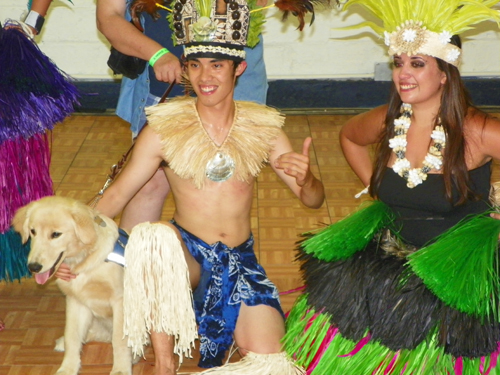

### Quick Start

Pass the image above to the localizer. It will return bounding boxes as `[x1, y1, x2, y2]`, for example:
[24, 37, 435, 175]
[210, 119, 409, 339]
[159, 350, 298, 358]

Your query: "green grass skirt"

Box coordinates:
[284, 294, 500, 375]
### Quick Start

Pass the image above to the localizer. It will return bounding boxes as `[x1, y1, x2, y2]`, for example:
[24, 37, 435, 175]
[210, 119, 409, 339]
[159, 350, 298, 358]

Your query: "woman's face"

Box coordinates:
[392, 54, 447, 108]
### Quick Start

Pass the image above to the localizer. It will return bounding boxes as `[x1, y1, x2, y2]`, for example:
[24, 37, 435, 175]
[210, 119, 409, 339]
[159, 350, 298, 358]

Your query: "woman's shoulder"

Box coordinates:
[353, 104, 388, 121]
[343, 104, 388, 131]
[464, 107, 500, 162]
[465, 107, 500, 129]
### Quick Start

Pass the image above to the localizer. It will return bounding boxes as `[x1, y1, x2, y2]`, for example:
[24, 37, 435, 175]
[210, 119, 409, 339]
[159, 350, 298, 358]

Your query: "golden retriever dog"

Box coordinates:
[12, 196, 132, 375]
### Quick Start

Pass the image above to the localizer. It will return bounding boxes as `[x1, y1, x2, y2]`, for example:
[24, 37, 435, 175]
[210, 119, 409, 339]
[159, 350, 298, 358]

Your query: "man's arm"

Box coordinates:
[271, 131, 325, 209]
[95, 125, 166, 218]
[96, 0, 181, 83]
[55, 125, 166, 281]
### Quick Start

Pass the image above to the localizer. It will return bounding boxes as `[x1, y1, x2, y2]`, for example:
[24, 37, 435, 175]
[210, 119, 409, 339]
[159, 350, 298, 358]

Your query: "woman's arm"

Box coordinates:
[339, 105, 387, 186]
[30, 0, 53, 16]
[24, 0, 53, 35]
[472, 111, 500, 164]
[466, 111, 500, 222]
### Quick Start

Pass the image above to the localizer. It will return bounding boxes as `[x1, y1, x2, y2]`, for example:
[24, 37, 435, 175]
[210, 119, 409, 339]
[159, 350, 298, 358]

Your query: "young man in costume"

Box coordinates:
[95, 0, 326, 236]
[21, 0, 267, 237]
[57, 0, 325, 373]
[94, 0, 268, 234]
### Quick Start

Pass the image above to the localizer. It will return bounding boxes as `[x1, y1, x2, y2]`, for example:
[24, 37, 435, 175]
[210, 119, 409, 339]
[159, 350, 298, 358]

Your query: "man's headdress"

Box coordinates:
[342, 0, 500, 66]
[131, 0, 332, 61]
[168, 0, 262, 61]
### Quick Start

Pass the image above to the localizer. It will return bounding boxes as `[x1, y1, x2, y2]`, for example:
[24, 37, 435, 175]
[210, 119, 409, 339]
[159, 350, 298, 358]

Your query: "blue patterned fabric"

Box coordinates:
[171, 221, 283, 368]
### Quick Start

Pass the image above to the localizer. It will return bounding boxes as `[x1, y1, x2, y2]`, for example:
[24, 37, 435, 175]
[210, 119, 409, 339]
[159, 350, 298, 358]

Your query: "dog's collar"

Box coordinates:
[94, 215, 107, 227]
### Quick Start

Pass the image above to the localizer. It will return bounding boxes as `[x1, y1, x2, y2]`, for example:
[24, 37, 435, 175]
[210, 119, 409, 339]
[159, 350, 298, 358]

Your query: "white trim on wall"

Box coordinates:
[1, 0, 499, 79]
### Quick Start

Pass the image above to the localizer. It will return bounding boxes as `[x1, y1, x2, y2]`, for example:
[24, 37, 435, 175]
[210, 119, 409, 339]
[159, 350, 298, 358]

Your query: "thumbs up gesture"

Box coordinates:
[274, 137, 314, 187]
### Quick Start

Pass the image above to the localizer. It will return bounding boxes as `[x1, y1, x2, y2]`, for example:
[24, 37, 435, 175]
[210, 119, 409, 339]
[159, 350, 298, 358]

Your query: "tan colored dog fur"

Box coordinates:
[12, 196, 132, 375]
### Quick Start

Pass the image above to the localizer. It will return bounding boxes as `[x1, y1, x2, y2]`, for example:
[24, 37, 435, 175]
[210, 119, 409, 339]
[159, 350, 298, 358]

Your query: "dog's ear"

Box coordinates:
[12, 204, 32, 244]
[70, 204, 98, 245]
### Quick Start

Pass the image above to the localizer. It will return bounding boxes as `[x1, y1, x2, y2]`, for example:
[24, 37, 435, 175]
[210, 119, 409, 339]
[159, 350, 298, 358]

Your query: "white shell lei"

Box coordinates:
[389, 103, 446, 188]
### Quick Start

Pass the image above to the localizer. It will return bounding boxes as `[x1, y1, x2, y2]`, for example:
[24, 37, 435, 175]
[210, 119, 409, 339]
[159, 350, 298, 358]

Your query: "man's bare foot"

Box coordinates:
[153, 360, 176, 375]
[153, 368, 175, 375]
[0, 318, 5, 331]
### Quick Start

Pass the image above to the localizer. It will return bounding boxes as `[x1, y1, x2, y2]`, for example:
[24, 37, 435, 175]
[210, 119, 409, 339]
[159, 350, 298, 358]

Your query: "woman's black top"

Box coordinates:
[378, 161, 492, 247]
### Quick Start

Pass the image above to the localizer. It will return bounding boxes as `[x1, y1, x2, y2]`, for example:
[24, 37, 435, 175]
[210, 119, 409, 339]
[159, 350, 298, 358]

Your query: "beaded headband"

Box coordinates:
[172, 0, 252, 61]
[343, 0, 500, 66]
[130, 0, 332, 61]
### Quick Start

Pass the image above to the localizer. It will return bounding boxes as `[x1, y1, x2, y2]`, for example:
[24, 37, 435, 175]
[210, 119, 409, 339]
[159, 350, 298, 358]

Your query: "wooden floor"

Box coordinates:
[1, 110, 499, 374]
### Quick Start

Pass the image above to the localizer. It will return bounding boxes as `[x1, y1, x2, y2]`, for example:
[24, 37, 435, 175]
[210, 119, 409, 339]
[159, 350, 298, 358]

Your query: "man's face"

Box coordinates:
[186, 57, 247, 108]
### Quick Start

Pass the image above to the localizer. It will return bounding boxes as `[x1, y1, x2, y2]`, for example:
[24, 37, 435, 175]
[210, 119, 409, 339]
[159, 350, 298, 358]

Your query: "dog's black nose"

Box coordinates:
[28, 263, 43, 273]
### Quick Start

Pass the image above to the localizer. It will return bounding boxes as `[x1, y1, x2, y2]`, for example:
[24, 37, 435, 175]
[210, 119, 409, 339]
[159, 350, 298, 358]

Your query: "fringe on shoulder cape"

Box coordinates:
[146, 97, 285, 189]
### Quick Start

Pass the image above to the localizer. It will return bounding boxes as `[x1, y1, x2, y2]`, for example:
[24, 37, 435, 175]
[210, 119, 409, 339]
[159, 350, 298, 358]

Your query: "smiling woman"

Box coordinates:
[392, 54, 447, 113]
[283, 0, 500, 374]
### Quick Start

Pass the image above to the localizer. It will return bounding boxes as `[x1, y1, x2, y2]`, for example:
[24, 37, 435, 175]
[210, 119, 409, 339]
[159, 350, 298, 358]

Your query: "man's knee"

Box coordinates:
[234, 304, 285, 354]
[136, 169, 169, 197]
[122, 222, 198, 359]
[135, 221, 201, 287]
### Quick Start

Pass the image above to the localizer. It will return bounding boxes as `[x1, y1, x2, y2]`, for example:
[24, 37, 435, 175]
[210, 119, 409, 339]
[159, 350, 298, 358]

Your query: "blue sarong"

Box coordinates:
[171, 221, 284, 368]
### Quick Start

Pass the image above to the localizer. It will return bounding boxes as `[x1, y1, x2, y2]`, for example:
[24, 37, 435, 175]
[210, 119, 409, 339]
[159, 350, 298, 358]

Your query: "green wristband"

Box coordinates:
[149, 48, 170, 67]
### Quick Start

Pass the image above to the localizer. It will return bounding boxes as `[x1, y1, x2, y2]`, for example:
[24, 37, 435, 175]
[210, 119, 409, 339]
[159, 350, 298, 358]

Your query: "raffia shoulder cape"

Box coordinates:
[146, 96, 285, 189]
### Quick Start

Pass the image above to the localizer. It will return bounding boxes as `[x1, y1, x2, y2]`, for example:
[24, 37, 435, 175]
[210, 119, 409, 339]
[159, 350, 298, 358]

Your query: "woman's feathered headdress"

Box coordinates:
[342, 0, 500, 66]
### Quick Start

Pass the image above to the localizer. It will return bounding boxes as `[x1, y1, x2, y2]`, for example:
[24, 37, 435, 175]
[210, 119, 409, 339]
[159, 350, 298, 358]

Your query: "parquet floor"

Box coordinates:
[1, 110, 499, 375]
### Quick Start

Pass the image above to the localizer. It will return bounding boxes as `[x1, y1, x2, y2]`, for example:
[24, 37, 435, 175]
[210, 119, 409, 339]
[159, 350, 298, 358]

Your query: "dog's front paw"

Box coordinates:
[54, 336, 65, 352]
[110, 369, 132, 375]
[55, 357, 80, 375]
[110, 361, 132, 375]
[55, 366, 79, 375]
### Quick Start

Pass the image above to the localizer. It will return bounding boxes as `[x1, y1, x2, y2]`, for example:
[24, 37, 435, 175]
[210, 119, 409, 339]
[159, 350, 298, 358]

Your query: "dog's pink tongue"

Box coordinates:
[34, 270, 51, 285]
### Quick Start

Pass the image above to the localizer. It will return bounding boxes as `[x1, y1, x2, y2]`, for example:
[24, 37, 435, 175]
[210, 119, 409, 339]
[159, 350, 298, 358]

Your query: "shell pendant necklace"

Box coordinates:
[202, 118, 235, 183]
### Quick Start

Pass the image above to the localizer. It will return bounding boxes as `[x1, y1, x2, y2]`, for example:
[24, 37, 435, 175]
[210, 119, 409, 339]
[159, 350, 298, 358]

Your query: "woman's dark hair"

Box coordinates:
[369, 35, 478, 204]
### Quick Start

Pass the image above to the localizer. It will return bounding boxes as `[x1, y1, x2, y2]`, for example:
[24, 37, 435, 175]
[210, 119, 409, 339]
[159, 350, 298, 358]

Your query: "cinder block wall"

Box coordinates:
[2, 1, 499, 80]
